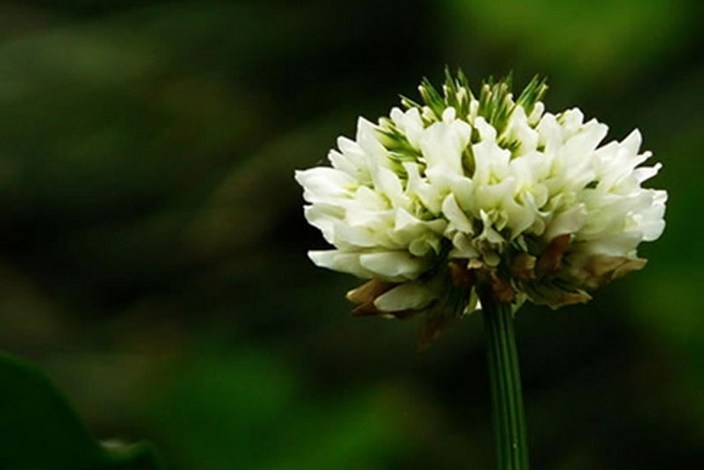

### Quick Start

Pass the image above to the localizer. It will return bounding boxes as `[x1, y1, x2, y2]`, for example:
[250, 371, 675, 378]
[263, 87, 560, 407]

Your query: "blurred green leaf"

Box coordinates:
[146, 348, 409, 470]
[0, 352, 162, 469]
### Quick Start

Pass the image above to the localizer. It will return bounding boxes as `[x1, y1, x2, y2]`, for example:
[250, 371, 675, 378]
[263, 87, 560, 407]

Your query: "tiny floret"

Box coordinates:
[295, 69, 667, 345]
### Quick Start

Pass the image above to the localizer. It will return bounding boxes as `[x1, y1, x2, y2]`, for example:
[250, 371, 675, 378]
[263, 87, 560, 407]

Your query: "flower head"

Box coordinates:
[296, 69, 666, 346]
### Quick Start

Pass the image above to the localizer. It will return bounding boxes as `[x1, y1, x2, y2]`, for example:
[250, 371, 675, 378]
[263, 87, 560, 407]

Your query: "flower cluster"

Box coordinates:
[296, 70, 666, 344]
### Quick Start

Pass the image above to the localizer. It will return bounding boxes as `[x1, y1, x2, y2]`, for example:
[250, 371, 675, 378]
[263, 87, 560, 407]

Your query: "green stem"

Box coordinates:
[480, 291, 529, 470]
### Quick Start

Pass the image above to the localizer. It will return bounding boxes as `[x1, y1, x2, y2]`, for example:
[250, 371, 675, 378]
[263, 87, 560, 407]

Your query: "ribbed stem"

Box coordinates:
[480, 292, 529, 470]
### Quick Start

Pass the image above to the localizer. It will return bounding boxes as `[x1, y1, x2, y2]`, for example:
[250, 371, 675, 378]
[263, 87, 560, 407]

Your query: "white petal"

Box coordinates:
[544, 204, 587, 240]
[295, 168, 354, 202]
[442, 193, 473, 233]
[634, 163, 661, 183]
[450, 232, 479, 258]
[332, 222, 379, 248]
[308, 250, 373, 278]
[374, 167, 404, 204]
[374, 282, 437, 311]
[359, 251, 426, 280]
[420, 116, 471, 175]
[303, 205, 341, 243]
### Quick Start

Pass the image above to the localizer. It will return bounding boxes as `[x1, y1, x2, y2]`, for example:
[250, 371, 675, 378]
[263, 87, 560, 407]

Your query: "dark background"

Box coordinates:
[0, 0, 702, 468]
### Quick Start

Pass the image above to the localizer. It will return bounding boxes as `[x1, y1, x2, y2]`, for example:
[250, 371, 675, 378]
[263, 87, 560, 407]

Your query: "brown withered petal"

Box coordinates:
[612, 257, 648, 279]
[346, 279, 396, 303]
[350, 302, 383, 317]
[511, 252, 537, 281]
[463, 258, 515, 303]
[489, 272, 516, 303]
[449, 260, 476, 288]
[529, 285, 591, 309]
[536, 233, 572, 277]
[347, 280, 396, 316]
[572, 255, 647, 290]
[417, 311, 454, 352]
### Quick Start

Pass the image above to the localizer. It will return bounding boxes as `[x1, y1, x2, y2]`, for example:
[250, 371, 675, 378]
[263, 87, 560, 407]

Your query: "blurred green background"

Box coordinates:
[0, 0, 702, 468]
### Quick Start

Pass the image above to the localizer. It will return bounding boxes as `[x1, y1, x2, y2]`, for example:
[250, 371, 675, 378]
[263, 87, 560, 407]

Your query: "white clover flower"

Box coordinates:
[295, 70, 666, 346]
